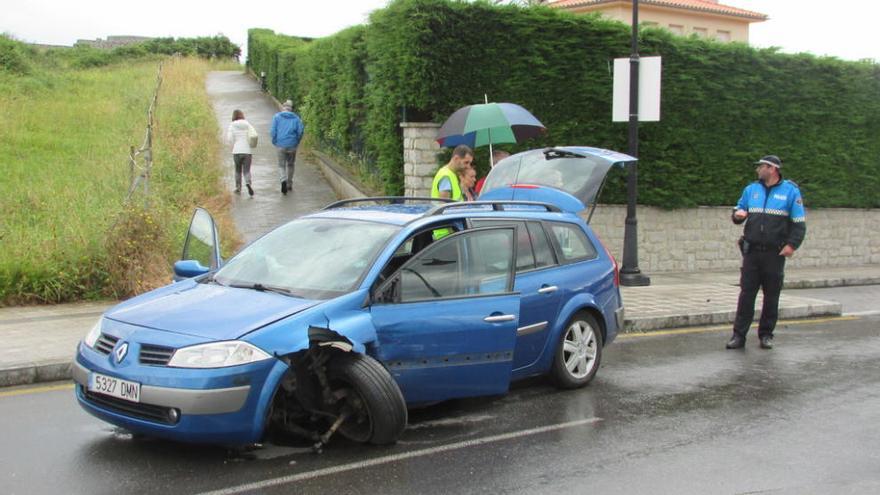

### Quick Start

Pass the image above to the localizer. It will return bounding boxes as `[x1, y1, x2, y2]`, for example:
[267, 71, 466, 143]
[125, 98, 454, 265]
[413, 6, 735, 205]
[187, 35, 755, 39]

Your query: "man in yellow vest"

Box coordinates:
[431, 145, 474, 201]
[430, 145, 474, 239]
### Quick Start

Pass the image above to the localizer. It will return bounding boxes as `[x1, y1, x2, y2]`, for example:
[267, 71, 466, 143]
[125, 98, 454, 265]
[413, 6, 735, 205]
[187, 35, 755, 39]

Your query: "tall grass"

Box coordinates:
[0, 56, 241, 305]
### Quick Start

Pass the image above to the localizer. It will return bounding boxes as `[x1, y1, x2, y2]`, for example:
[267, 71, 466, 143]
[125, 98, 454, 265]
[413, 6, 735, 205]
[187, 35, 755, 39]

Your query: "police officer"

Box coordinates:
[726, 155, 806, 350]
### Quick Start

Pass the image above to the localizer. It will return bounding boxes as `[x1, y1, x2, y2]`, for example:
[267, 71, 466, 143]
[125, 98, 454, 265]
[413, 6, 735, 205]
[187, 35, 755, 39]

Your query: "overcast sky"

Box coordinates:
[2, 0, 876, 62]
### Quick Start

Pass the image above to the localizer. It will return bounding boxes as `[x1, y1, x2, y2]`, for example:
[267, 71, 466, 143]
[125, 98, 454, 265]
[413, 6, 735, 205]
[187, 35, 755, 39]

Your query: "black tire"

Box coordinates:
[327, 353, 408, 445]
[550, 311, 603, 389]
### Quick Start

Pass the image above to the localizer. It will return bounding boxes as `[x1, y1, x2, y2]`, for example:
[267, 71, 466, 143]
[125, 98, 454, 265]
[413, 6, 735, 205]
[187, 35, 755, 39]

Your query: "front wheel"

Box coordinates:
[550, 312, 603, 389]
[327, 354, 408, 445]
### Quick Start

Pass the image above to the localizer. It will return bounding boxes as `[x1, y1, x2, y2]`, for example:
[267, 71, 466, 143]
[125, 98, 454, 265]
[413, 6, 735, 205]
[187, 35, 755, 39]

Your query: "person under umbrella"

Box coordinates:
[430, 144, 474, 201]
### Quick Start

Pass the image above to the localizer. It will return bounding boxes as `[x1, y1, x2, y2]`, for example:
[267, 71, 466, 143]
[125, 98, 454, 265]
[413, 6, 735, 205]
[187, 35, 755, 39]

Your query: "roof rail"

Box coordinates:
[425, 200, 562, 217]
[322, 196, 454, 210]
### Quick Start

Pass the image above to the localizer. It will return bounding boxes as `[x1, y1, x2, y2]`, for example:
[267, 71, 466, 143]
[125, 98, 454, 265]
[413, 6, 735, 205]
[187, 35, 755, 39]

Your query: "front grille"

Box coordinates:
[139, 344, 175, 366]
[81, 386, 176, 425]
[94, 334, 119, 355]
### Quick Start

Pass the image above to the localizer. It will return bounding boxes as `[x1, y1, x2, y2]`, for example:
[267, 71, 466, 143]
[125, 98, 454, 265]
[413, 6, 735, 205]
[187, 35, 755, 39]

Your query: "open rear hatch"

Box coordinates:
[478, 146, 636, 217]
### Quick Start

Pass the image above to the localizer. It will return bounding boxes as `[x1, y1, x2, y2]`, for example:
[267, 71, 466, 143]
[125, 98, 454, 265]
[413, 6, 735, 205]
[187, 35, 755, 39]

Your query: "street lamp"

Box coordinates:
[620, 0, 651, 286]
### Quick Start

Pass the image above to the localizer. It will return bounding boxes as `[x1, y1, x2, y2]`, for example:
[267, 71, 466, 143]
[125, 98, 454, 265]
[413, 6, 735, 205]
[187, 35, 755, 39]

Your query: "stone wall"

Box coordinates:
[586, 205, 880, 272]
[401, 122, 442, 197]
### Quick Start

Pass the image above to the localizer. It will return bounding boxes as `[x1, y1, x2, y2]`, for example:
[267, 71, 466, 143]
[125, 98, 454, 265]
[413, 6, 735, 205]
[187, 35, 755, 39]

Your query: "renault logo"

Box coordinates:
[115, 342, 129, 364]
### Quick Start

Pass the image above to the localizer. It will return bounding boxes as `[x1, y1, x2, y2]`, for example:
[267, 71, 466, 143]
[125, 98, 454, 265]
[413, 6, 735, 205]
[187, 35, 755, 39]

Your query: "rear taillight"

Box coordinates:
[595, 234, 619, 287]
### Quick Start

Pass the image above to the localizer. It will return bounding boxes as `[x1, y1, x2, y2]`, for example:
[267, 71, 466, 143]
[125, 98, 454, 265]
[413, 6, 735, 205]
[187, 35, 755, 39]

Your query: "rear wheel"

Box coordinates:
[550, 312, 603, 389]
[327, 354, 407, 445]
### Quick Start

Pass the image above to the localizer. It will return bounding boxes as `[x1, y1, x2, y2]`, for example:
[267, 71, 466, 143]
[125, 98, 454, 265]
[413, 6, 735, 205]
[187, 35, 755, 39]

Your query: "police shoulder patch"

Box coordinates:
[796, 197, 803, 205]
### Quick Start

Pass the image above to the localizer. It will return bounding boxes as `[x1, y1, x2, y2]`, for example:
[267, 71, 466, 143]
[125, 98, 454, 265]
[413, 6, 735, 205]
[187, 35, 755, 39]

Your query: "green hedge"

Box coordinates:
[248, 0, 880, 208]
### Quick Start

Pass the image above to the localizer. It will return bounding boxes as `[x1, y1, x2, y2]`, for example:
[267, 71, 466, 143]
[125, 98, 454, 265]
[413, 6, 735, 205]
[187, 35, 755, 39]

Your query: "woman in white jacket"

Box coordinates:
[225, 109, 257, 196]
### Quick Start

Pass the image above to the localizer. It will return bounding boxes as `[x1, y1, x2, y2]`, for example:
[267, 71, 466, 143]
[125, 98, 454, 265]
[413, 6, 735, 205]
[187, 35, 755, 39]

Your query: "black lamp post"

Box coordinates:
[620, 0, 651, 286]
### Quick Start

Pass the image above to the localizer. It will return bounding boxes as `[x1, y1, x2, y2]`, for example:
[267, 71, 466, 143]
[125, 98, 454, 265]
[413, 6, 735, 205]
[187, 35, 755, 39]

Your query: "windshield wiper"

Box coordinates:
[226, 282, 299, 297]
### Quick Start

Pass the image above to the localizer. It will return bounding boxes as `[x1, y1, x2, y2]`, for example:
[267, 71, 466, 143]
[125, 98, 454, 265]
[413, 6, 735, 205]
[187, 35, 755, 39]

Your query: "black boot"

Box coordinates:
[281, 180, 287, 194]
[759, 336, 774, 349]
[726, 335, 746, 349]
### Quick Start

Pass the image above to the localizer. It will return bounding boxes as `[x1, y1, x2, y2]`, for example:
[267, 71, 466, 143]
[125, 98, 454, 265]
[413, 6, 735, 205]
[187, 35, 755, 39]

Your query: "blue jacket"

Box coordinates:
[733, 178, 806, 249]
[270, 111, 304, 149]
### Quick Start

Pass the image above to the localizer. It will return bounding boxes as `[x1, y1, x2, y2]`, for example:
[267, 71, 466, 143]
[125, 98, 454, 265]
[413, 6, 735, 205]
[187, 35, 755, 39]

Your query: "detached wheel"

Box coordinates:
[327, 354, 407, 445]
[551, 312, 603, 389]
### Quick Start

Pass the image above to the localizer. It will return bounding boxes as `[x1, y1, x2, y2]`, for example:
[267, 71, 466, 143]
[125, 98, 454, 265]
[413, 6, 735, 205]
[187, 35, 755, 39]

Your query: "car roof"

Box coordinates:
[305, 200, 579, 228]
[306, 204, 431, 225]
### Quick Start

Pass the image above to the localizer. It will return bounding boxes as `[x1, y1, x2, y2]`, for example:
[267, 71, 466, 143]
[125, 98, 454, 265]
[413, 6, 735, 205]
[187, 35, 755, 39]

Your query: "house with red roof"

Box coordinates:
[546, 0, 767, 43]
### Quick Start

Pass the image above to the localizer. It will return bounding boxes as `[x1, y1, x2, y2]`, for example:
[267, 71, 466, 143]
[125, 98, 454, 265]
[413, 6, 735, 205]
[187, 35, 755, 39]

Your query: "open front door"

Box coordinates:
[371, 227, 519, 404]
[173, 207, 221, 281]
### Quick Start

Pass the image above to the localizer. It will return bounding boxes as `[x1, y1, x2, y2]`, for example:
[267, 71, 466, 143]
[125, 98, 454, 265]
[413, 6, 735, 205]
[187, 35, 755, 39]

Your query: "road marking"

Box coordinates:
[619, 315, 859, 339]
[195, 417, 602, 495]
[0, 383, 73, 398]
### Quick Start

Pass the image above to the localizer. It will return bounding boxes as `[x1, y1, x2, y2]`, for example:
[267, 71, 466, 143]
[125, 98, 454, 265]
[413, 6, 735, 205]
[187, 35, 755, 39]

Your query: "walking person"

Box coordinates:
[726, 155, 806, 350]
[270, 99, 304, 195]
[225, 109, 257, 196]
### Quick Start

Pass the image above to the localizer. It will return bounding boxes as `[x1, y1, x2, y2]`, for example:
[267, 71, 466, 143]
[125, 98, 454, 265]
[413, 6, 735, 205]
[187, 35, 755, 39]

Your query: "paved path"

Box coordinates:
[206, 71, 338, 243]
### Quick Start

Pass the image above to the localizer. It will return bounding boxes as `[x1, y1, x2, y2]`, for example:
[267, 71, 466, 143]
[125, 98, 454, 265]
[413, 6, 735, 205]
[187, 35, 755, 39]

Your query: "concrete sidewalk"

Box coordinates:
[1, 264, 877, 388]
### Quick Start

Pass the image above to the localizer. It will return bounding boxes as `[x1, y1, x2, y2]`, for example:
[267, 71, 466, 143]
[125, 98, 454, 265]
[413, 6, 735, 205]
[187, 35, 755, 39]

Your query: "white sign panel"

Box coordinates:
[612, 56, 662, 122]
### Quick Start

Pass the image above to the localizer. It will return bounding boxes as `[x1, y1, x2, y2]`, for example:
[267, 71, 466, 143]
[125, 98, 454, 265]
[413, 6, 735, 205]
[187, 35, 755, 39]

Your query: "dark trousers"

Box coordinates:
[233, 153, 252, 189]
[733, 249, 786, 339]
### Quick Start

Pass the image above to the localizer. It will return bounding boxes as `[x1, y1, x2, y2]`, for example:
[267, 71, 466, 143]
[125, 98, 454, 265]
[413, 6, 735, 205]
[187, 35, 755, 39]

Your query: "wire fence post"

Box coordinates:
[125, 62, 163, 209]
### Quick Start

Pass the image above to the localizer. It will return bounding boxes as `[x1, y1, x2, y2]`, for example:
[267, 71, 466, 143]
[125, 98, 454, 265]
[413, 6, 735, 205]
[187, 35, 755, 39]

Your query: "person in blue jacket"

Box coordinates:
[727, 155, 806, 350]
[270, 100, 304, 195]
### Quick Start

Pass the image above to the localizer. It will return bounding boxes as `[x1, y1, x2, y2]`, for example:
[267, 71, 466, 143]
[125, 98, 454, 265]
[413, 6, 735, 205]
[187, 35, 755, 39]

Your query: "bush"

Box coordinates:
[248, 0, 880, 208]
[0, 34, 33, 74]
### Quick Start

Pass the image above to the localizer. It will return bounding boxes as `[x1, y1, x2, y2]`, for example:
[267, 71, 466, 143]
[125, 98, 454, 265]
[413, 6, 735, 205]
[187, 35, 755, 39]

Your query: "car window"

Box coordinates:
[548, 222, 598, 263]
[470, 219, 535, 272]
[385, 228, 514, 303]
[527, 221, 557, 268]
[215, 218, 399, 299]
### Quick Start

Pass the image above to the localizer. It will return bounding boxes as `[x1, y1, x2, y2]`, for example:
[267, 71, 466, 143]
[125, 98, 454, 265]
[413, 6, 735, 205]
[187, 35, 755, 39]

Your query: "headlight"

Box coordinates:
[84, 319, 103, 348]
[167, 341, 271, 368]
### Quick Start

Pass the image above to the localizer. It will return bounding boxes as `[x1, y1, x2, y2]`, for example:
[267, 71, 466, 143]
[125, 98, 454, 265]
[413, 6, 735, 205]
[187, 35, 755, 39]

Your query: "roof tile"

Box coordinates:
[548, 0, 767, 21]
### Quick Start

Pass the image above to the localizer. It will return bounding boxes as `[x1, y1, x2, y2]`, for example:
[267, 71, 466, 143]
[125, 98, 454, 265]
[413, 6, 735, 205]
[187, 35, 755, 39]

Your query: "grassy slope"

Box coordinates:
[0, 57, 241, 305]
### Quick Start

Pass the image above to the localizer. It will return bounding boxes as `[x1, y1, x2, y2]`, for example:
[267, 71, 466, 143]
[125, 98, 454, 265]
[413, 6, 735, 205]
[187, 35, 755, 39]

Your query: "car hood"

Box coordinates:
[106, 281, 321, 340]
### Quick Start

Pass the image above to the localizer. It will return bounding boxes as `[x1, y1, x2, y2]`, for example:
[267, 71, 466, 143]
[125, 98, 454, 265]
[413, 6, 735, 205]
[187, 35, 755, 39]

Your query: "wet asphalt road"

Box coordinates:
[2, 314, 879, 495]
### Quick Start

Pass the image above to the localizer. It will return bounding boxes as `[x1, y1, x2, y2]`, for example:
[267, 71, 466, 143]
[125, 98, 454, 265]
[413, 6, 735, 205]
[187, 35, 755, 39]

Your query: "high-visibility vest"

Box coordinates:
[430, 165, 462, 239]
[430, 165, 462, 201]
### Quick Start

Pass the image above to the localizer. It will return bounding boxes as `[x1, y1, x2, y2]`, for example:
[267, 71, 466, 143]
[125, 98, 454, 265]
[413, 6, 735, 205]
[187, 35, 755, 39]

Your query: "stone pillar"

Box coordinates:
[401, 122, 442, 198]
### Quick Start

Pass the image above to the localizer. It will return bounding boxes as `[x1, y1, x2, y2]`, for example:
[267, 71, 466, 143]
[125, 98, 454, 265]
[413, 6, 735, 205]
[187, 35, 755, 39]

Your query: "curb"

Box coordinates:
[624, 300, 843, 332]
[312, 150, 378, 200]
[0, 360, 72, 388]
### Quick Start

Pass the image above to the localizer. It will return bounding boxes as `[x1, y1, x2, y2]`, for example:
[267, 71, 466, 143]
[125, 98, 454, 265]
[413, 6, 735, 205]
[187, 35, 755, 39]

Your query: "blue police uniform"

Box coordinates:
[730, 177, 806, 344]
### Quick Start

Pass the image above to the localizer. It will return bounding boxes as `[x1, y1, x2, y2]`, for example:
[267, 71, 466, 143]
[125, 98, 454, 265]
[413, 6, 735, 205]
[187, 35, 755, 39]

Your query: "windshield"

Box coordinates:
[215, 218, 399, 299]
[480, 148, 620, 208]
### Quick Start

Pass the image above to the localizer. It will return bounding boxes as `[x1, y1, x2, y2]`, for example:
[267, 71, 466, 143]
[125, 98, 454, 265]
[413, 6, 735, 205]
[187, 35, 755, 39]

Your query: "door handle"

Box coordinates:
[538, 285, 558, 294]
[484, 314, 516, 323]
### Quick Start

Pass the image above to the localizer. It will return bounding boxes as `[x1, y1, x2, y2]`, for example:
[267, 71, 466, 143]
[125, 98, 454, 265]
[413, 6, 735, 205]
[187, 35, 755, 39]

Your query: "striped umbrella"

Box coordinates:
[436, 102, 546, 149]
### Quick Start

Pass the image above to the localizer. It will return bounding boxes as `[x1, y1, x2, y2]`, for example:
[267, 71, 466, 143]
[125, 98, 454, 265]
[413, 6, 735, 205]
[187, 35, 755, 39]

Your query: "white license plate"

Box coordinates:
[88, 372, 141, 403]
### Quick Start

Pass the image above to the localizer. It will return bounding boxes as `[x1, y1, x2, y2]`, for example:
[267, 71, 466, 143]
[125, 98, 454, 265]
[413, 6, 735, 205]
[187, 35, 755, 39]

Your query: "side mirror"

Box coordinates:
[180, 208, 221, 267]
[173, 260, 210, 280]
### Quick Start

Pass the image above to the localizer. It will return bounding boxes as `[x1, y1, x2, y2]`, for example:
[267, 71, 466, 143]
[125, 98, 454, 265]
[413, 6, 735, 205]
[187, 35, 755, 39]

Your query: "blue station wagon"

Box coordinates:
[73, 146, 631, 447]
